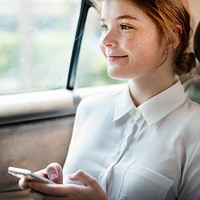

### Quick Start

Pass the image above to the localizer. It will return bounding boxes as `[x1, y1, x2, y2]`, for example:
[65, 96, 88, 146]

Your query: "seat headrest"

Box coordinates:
[183, 78, 200, 104]
[194, 22, 200, 62]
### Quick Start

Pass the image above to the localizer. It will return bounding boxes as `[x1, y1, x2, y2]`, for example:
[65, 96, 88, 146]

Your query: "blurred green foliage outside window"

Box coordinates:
[0, 0, 79, 94]
[0, 0, 123, 95]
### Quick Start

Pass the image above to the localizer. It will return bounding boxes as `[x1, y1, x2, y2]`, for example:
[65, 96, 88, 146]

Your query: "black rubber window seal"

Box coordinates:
[66, 0, 92, 90]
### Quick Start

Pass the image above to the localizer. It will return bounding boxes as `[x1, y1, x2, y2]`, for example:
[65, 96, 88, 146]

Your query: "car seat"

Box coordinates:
[183, 22, 200, 104]
[194, 22, 200, 62]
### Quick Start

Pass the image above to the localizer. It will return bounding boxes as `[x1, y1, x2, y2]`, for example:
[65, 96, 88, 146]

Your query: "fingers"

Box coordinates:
[18, 162, 63, 190]
[68, 170, 108, 200]
[28, 170, 90, 197]
[28, 181, 71, 197]
[69, 170, 97, 188]
[18, 169, 46, 190]
[46, 162, 63, 184]
[18, 178, 31, 190]
[18, 166, 48, 190]
[27, 170, 107, 200]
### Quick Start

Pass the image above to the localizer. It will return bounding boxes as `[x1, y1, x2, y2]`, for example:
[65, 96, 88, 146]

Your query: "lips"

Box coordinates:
[107, 55, 128, 60]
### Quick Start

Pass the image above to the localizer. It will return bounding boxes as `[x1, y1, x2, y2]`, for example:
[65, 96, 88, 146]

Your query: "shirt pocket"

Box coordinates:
[116, 163, 174, 200]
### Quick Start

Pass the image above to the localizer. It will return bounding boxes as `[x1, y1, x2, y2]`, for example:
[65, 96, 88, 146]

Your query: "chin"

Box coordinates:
[108, 71, 128, 80]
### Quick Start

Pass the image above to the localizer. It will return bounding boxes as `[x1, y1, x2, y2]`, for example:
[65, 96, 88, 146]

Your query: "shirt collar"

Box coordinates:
[113, 83, 136, 122]
[113, 81, 186, 126]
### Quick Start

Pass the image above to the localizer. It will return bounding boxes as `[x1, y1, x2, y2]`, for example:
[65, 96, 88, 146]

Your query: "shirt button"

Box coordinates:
[121, 143, 126, 149]
[135, 111, 140, 120]
[116, 148, 121, 155]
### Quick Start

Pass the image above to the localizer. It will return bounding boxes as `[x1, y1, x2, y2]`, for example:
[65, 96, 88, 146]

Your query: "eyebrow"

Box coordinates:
[116, 15, 138, 21]
[101, 15, 138, 22]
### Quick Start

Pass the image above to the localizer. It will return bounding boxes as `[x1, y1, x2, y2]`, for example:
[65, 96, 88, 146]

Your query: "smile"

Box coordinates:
[107, 55, 128, 61]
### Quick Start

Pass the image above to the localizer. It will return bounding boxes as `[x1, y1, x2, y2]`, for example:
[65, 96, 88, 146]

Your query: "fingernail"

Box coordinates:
[68, 174, 74, 179]
[49, 173, 58, 180]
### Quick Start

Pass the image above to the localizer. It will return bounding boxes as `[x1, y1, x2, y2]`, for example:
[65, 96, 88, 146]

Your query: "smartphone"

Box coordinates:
[8, 166, 55, 184]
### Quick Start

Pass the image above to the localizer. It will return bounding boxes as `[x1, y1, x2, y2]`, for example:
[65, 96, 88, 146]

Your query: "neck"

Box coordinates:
[128, 65, 177, 107]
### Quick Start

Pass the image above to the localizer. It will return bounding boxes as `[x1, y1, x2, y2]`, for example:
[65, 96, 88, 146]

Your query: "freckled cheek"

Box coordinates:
[134, 35, 157, 54]
[125, 38, 149, 60]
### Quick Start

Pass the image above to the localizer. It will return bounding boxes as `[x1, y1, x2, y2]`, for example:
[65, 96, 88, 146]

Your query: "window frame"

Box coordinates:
[67, 0, 92, 90]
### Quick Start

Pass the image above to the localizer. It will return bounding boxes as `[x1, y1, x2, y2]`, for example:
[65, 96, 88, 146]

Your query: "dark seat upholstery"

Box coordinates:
[194, 22, 200, 63]
[183, 22, 200, 103]
[183, 78, 200, 104]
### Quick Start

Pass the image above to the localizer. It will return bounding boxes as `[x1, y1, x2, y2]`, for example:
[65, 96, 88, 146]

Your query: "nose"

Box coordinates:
[100, 29, 117, 49]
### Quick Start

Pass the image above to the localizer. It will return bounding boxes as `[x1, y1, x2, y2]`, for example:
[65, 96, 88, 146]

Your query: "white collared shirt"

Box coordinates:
[63, 81, 200, 200]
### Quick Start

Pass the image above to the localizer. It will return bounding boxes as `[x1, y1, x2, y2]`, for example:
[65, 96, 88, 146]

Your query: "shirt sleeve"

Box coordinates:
[62, 98, 90, 184]
[68, 97, 90, 146]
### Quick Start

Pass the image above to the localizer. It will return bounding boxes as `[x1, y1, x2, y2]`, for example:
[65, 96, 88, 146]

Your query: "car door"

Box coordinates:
[0, 0, 79, 199]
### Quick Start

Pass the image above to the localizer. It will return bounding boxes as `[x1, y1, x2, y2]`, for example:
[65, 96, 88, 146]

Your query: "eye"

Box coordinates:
[120, 24, 134, 30]
[100, 23, 109, 32]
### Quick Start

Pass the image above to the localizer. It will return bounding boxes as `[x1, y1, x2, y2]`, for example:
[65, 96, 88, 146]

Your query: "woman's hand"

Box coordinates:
[18, 162, 63, 190]
[19, 163, 108, 200]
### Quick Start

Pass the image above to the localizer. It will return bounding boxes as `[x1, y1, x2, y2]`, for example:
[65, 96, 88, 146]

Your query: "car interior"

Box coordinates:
[0, 0, 199, 199]
[183, 21, 200, 103]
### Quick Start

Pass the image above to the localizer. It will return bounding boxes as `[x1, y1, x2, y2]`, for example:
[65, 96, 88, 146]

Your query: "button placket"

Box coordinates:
[99, 111, 141, 194]
[132, 109, 141, 122]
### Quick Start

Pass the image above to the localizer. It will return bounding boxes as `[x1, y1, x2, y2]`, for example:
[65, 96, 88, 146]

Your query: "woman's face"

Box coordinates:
[100, 0, 168, 80]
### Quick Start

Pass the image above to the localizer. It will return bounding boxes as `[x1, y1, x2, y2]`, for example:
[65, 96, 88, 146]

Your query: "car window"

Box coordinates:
[75, 6, 125, 88]
[0, 0, 80, 95]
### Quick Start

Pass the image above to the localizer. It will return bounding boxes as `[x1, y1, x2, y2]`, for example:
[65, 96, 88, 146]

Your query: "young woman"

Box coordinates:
[19, 0, 200, 199]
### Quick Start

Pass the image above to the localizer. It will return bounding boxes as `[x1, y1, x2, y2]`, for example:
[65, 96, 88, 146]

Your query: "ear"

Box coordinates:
[171, 25, 182, 49]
